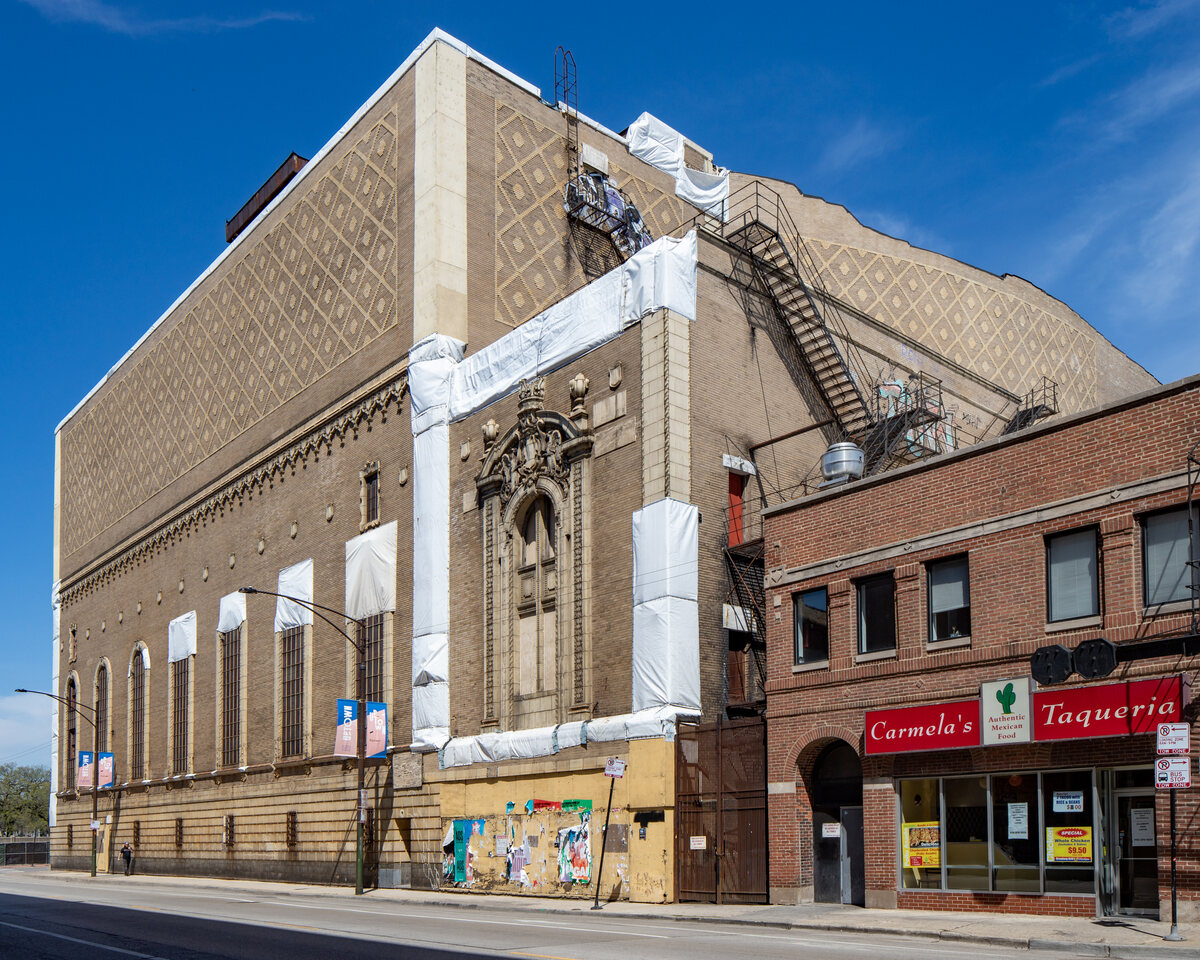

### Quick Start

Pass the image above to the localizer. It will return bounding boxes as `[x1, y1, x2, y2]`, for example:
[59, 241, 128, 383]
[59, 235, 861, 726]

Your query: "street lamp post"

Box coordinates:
[15, 688, 101, 878]
[239, 587, 368, 895]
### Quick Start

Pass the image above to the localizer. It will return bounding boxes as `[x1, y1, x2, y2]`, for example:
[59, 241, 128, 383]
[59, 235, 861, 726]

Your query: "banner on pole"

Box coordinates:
[97, 753, 114, 789]
[335, 699, 388, 758]
[77, 751, 94, 789]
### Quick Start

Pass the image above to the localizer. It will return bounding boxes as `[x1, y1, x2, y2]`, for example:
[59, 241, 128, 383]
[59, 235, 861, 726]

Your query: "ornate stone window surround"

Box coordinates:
[476, 376, 594, 731]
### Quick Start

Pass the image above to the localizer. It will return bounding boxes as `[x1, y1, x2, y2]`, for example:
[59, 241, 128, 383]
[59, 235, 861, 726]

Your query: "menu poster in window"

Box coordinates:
[1052, 790, 1084, 813]
[1130, 808, 1156, 847]
[1045, 826, 1092, 863]
[1007, 802, 1029, 839]
[902, 821, 941, 868]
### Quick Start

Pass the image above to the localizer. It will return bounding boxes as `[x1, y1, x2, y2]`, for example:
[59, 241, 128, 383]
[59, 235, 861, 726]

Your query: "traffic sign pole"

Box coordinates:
[1157, 723, 1187, 942]
[1166, 789, 1182, 942]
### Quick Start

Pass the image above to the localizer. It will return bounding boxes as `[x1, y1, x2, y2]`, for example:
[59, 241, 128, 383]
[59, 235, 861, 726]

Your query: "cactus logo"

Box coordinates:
[981, 678, 1032, 746]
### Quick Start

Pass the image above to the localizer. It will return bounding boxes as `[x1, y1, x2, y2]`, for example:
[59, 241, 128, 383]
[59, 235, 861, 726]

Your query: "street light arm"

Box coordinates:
[238, 587, 365, 654]
[15, 688, 98, 732]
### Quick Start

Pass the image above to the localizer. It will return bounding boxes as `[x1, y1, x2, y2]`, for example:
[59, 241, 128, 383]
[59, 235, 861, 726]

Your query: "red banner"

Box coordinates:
[1033, 676, 1184, 741]
[865, 700, 980, 755]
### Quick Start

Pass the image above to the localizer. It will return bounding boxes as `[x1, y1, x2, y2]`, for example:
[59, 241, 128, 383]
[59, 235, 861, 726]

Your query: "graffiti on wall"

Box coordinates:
[442, 800, 621, 897]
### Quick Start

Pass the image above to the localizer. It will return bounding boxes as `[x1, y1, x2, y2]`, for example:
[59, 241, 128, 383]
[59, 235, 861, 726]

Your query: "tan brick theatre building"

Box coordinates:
[51, 29, 1156, 902]
[764, 376, 1199, 917]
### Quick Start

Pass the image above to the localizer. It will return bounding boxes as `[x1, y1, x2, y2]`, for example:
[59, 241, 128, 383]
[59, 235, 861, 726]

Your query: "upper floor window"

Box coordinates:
[129, 646, 147, 781]
[65, 678, 77, 790]
[358, 613, 386, 703]
[793, 588, 829, 664]
[220, 626, 243, 769]
[280, 626, 305, 759]
[928, 556, 971, 642]
[94, 663, 108, 754]
[1046, 528, 1099, 622]
[857, 573, 896, 654]
[1143, 506, 1197, 606]
[360, 461, 380, 530]
[171, 657, 190, 775]
[517, 498, 557, 706]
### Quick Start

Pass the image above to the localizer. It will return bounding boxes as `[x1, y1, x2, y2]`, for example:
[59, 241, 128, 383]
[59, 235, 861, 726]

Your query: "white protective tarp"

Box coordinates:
[217, 591, 246, 635]
[345, 520, 397, 621]
[438, 708, 688, 769]
[631, 498, 701, 712]
[408, 335, 465, 750]
[409, 235, 700, 753]
[167, 610, 197, 663]
[626, 113, 728, 217]
[274, 559, 314, 633]
[446, 233, 697, 420]
[128, 645, 150, 677]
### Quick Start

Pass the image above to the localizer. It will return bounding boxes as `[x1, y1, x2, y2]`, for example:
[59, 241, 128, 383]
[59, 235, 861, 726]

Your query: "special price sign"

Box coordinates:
[1156, 757, 1192, 790]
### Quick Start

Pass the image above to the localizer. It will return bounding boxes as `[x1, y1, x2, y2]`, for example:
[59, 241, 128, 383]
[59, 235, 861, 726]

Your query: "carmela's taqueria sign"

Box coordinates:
[866, 676, 1185, 755]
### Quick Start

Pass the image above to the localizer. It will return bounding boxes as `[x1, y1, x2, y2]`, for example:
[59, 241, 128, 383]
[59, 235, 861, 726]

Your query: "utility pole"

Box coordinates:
[240, 587, 368, 895]
[15, 688, 101, 877]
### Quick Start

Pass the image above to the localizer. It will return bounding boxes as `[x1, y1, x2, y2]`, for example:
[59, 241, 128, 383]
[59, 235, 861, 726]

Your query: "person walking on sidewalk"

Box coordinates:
[121, 842, 132, 876]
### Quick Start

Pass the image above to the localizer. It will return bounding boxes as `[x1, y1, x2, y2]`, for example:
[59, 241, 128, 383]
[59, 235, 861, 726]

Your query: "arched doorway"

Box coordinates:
[809, 740, 864, 905]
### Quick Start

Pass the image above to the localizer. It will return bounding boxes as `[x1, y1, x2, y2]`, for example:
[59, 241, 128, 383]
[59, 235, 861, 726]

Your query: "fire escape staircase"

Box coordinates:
[718, 183, 873, 441]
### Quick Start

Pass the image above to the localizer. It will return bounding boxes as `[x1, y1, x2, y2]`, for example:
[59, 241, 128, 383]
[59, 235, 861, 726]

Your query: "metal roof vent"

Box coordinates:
[820, 441, 864, 488]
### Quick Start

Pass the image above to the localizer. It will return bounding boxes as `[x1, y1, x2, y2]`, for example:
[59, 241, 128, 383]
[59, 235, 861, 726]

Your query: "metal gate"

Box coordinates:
[675, 716, 768, 903]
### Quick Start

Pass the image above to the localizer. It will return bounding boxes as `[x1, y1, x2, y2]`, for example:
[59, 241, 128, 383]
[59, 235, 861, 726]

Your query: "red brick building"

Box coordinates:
[763, 375, 1200, 918]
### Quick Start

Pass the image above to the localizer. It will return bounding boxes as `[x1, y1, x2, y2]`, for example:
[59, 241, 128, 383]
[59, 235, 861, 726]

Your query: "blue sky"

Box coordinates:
[2, 1, 1198, 767]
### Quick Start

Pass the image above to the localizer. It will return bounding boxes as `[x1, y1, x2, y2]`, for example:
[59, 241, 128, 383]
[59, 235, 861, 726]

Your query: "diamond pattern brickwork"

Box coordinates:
[61, 114, 399, 558]
[801, 239, 1098, 411]
[494, 104, 680, 328]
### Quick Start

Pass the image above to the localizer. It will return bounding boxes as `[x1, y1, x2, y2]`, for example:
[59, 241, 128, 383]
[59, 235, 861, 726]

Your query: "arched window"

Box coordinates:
[65, 678, 77, 790]
[516, 497, 557, 713]
[129, 646, 147, 781]
[94, 663, 108, 754]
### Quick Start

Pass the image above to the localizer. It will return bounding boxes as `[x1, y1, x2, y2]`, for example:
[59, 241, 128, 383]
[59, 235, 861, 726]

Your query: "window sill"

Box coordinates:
[1143, 599, 1193, 617]
[855, 648, 897, 664]
[792, 659, 830, 673]
[926, 636, 971, 652]
[1044, 614, 1102, 633]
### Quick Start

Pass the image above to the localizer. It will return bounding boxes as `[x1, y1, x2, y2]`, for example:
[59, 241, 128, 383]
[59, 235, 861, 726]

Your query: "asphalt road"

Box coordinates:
[0, 869, 1089, 960]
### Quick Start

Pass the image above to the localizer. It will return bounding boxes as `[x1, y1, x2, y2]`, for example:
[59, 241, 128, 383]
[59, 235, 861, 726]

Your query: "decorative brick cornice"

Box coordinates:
[60, 374, 407, 606]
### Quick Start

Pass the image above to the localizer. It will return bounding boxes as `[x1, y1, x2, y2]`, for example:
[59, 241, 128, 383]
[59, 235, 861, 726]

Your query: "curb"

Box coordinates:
[30, 871, 1200, 956]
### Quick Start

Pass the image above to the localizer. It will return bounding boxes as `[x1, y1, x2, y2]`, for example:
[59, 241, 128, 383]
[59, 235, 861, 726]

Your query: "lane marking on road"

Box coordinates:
[255, 901, 671, 939]
[0, 919, 169, 959]
[510, 952, 582, 960]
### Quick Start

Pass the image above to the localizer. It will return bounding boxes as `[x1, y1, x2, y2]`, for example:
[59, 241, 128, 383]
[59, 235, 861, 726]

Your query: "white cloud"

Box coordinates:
[18, 0, 306, 36]
[1100, 59, 1200, 142]
[1120, 157, 1200, 312]
[1039, 54, 1103, 88]
[1106, 0, 1200, 39]
[857, 209, 949, 255]
[0, 694, 52, 769]
[816, 118, 897, 176]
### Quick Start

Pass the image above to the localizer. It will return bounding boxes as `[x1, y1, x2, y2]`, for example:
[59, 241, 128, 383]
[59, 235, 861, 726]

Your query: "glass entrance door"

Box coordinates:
[1116, 794, 1159, 915]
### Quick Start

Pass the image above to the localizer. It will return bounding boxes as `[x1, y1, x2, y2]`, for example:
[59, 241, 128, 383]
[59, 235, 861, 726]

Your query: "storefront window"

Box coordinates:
[1043, 770, 1095, 893]
[899, 779, 940, 889]
[944, 777, 989, 890]
[991, 773, 1040, 892]
[899, 769, 1101, 897]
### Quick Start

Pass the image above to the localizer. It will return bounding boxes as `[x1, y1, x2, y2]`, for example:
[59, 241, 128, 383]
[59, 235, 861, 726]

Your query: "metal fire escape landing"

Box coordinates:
[1002, 376, 1059, 435]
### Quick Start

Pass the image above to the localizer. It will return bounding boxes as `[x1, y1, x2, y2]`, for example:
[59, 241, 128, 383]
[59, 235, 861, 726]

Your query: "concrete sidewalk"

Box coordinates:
[35, 868, 1200, 958]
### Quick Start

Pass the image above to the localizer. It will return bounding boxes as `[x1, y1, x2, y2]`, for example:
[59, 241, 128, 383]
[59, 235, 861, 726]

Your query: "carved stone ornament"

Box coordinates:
[476, 377, 593, 505]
